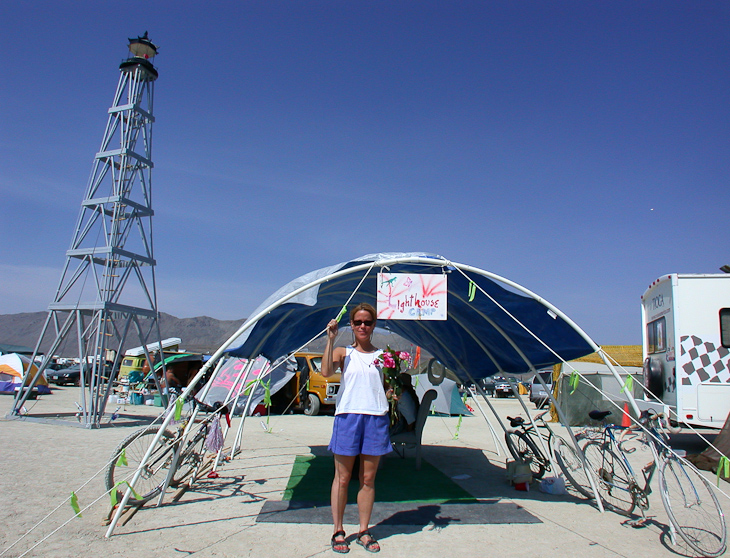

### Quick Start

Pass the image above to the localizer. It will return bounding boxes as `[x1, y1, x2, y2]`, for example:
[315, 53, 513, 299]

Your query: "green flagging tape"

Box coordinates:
[70, 491, 82, 518]
[468, 281, 476, 302]
[454, 415, 463, 440]
[174, 396, 184, 421]
[336, 305, 348, 322]
[569, 371, 579, 394]
[242, 380, 256, 396]
[110, 481, 143, 507]
[717, 455, 730, 487]
[621, 375, 634, 394]
[263, 379, 272, 408]
[116, 448, 128, 467]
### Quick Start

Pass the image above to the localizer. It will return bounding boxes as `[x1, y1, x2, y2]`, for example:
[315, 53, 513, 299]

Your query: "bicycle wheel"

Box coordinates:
[553, 436, 593, 498]
[171, 427, 208, 487]
[582, 441, 636, 516]
[505, 430, 546, 479]
[105, 426, 177, 505]
[659, 455, 727, 557]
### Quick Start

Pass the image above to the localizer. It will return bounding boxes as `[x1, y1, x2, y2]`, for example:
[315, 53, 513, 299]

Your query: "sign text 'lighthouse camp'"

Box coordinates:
[376, 273, 448, 320]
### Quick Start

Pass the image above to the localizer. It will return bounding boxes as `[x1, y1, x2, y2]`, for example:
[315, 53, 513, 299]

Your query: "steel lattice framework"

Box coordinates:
[12, 34, 166, 427]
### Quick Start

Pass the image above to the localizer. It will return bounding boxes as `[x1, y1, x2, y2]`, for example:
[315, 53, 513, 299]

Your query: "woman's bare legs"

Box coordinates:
[332, 454, 357, 535]
[357, 454, 382, 550]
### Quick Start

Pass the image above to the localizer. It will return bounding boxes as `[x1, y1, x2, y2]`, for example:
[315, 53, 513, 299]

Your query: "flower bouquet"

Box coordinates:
[374, 346, 410, 423]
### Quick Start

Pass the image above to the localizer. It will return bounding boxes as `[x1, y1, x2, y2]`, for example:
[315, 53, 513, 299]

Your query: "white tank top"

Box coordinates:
[335, 347, 388, 416]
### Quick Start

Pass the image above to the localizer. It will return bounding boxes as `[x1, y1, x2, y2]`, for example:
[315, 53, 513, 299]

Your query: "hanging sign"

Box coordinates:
[376, 273, 448, 320]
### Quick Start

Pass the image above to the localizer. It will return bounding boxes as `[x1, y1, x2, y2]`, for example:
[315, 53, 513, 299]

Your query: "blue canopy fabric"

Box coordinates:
[224, 253, 595, 382]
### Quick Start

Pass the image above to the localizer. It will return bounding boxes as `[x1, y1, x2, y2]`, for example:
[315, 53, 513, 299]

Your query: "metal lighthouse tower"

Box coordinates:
[13, 33, 166, 427]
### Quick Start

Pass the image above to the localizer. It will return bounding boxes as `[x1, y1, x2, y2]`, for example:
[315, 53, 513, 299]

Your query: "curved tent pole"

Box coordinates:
[457, 266, 607, 509]
[463, 375, 509, 455]
[455, 264, 643, 417]
[452, 300, 562, 479]
[106, 262, 381, 535]
[465, 385, 505, 456]
[232, 361, 271, 455]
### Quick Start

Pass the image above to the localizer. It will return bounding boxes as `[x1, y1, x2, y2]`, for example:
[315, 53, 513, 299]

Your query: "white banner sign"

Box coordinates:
[376, 273, 448, 320]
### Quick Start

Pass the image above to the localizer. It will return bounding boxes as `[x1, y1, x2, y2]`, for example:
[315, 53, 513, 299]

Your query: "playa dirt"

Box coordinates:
[1, 386, 728, 558]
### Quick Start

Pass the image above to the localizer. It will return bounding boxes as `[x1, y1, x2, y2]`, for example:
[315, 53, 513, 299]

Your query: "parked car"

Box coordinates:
[268, 352, 340, 416]
[493, 377, 517, 398]
[47, 364, 82, 386]
[47, 362, 114, 386]
[529, 371, 553, 408]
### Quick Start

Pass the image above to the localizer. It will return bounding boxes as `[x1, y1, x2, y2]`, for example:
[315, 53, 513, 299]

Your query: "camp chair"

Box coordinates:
[391, 389, 437, 470]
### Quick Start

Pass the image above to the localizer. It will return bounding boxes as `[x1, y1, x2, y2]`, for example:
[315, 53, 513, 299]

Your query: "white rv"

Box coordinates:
[641, 274, 730, 428]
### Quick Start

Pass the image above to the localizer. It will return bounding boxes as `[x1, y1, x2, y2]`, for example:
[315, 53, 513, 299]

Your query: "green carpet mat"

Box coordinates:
[283, 454, 477, 504]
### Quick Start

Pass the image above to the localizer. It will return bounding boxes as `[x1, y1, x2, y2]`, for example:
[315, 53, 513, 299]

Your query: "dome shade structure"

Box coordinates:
[106, 252, 610, 536]
[224, 252, 596, 380]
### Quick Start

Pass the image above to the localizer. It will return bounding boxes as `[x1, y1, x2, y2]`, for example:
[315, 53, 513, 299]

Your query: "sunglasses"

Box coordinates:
[352, 320, 374, 327]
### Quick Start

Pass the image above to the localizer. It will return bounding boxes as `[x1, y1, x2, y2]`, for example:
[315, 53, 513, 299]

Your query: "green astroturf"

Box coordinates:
[283, 454, 477, 504]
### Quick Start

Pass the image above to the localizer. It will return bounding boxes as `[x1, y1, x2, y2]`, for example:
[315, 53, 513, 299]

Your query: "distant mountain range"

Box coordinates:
[0, 312, 245, 356]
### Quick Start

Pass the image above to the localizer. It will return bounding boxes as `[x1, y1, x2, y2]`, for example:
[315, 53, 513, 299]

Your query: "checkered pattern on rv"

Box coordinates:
[680, 335, 730, 385]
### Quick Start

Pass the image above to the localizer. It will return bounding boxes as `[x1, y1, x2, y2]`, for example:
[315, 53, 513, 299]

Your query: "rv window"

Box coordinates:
[721, 309, 730, 348]
[647, 317, 667, 354]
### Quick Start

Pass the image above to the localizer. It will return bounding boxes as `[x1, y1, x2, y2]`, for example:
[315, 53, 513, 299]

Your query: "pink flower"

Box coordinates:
[382, 353, 396, 368]
[398, 352, 410, 361]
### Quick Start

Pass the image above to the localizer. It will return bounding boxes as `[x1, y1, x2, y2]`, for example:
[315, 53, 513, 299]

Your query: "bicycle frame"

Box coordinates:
[519, 412, 556, 461]
[591, 413, 691, 547]
[596, 424, 657, 511]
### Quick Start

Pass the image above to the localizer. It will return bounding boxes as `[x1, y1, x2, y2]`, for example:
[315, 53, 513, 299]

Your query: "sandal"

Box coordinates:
[356, 530, 380, 553]
[331, 530, 349, 554]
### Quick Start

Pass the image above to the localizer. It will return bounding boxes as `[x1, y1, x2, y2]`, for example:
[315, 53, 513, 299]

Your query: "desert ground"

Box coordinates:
[1, 385, 728, 558]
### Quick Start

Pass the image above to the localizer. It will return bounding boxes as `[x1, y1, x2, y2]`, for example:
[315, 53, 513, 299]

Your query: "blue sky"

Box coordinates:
[1, 1, 728, 345]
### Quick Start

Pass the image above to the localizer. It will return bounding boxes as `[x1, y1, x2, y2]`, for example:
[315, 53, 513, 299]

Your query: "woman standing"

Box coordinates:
[322, 303, 391, 554]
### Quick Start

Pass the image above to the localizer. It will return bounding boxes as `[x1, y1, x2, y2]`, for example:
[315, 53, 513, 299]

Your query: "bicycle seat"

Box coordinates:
[589, 410, 612, 421]
[507, 416, 525, 428]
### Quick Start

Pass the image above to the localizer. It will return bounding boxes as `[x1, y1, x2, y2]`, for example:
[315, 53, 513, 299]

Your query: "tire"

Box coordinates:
[505, 430, 546, 479]
[659, 455, 727, 557]
[170, 428, 208, 487]
[105, 426, 177, 505]
[303, 393, 320, 416]
[582, 441, 636, 516]
[553, 436, 593, 498]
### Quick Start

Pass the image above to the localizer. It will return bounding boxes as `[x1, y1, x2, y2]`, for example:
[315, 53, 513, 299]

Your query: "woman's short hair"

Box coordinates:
[349, 302, 377, 323]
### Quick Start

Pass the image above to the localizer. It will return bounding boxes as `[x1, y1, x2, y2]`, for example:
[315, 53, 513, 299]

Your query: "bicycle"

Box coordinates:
[104, 398, 227, 506]
[581, 409, 727, 557]
[505, 410, 593, 497]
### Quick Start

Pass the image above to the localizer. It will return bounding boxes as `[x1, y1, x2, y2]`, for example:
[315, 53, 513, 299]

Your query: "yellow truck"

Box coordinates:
[272, 352, 341, 416]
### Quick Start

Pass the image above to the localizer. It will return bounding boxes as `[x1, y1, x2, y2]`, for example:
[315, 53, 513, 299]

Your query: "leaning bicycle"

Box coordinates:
[581, 409, 726, 557]
[105, 398, 227, 506]
[505, 410, 593, 497]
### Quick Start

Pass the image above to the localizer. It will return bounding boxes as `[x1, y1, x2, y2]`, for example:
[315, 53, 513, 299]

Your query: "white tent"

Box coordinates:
[412, 373, 471, 416]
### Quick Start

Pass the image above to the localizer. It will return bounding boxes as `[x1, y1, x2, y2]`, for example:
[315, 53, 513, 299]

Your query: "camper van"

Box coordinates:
[119, 337, 182, 378]
[270, 352, 340, 416]
[641, 274, 730, 428]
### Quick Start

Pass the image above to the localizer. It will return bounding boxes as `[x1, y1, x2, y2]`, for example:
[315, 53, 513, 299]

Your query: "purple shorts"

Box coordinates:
[328, 413, 392, 456]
